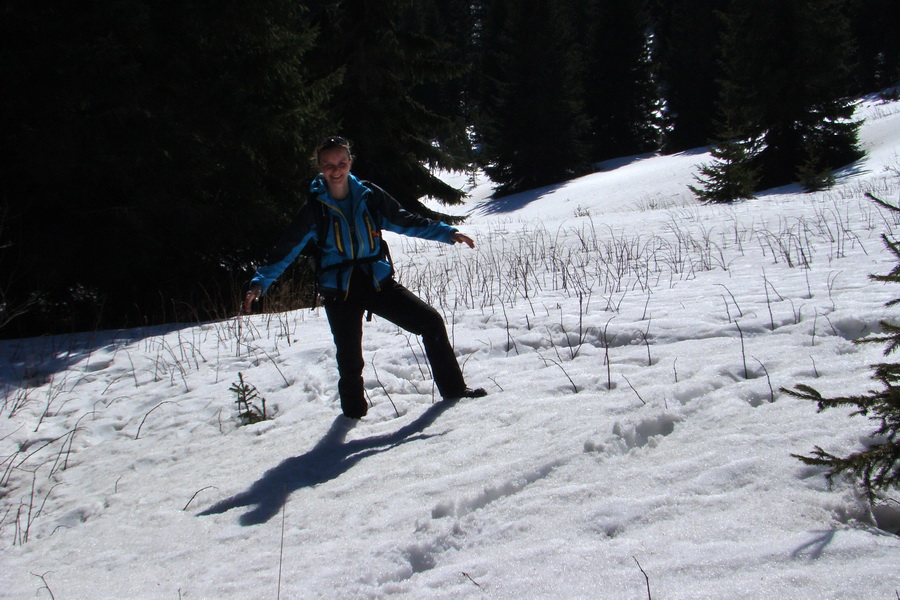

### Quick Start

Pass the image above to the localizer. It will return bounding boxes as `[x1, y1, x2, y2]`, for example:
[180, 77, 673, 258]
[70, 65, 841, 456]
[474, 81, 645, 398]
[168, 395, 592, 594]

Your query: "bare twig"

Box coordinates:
[736, 321, 748, 379]
[183, 486, 219, 511]
[641, 317, 653, 366]
[762, 272, 776, 330]
[716, 284, 744, 319]
[753, 357, 774, 402]
[601, 317, 615, 390]
[371, 352, 400, 418]
[256, 346, 291, 388]
[622, 374, 646, 405]
[536, 351, 578, 394]
[811, 311, 819, 347]
[135, 401, 176, 440]
[31, 571, 56, 600]
[462, 572, 484, 591]
[633, 556, 652, 600]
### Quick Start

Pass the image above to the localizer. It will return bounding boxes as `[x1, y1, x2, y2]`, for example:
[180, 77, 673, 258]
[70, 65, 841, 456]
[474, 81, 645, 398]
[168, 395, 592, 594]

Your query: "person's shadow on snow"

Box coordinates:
[197, 399, 457, 526]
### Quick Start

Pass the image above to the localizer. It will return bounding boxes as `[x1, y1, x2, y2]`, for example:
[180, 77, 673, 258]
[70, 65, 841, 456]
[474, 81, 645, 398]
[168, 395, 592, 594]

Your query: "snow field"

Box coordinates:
[2, 95, 900, 599]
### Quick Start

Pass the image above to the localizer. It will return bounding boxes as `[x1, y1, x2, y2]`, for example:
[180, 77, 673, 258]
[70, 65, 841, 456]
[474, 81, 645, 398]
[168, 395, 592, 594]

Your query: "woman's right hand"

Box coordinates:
[242, 284, 262, 314]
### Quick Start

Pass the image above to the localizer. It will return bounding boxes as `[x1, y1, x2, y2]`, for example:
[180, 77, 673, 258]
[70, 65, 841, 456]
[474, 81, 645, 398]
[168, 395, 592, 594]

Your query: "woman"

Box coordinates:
[243, 136, 485, 419]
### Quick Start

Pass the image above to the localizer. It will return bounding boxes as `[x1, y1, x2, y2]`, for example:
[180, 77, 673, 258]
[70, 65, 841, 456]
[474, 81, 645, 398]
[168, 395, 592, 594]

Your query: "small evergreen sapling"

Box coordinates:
[690, 109, 763, 204]
[783, 193, 900, 500]
[229, 372, 268, 426]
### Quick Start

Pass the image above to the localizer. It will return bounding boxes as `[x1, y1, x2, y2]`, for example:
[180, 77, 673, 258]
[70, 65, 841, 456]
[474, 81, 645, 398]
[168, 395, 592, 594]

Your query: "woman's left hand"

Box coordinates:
[451, 232, 475, 248]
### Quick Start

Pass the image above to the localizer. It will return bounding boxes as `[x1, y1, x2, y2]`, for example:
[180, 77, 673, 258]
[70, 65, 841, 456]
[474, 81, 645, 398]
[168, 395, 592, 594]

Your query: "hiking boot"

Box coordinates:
[342, 401, 368, 420]
[444, 387, 487, 401]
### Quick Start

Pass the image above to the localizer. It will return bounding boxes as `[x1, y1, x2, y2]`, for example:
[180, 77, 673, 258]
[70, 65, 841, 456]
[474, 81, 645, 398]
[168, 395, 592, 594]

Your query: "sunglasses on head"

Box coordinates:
[317, 136, 350, 152]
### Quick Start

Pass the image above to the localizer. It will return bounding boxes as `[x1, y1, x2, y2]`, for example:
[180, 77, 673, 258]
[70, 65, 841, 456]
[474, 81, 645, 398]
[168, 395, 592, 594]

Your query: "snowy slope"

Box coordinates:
[2, 95, 900, 600]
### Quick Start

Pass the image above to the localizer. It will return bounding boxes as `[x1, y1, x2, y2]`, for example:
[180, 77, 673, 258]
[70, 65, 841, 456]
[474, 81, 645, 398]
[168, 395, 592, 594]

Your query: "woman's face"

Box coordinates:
[319, 147, 353, 198]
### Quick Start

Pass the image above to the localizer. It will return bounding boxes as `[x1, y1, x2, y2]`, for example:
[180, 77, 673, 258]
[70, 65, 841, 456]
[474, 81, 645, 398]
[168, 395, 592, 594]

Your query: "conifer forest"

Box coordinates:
[2, 0, 898, 336]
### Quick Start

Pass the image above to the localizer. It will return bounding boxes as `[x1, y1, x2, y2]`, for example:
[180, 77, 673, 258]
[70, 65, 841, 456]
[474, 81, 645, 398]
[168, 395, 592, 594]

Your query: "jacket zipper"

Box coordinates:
[330, 207, 356, 300]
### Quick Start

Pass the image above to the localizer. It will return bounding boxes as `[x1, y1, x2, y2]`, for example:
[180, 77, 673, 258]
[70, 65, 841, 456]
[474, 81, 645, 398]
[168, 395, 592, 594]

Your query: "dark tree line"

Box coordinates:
[1, 0, 897, 336]
[693, 0, 866, 201]
[471, 0, 885, 201]
[2, 0, 332, 335]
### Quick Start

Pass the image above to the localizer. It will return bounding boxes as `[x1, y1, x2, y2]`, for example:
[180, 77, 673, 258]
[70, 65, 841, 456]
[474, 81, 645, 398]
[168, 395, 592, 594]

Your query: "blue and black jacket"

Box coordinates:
[251, 174, 458, 298]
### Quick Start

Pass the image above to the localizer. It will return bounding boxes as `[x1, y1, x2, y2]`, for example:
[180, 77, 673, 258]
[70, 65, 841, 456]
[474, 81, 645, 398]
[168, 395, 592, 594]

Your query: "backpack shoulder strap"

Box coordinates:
[313, 199, 329, 250]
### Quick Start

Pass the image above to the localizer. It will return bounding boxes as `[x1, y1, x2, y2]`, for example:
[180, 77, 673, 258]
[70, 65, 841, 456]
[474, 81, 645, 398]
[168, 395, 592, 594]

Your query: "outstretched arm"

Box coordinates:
[241, 204, 316, 314]
[368, 183, 464, 244]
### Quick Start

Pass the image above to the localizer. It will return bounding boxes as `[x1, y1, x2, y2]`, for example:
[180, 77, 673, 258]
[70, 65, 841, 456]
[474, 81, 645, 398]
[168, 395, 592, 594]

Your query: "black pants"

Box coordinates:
[324, 271, 466, 417]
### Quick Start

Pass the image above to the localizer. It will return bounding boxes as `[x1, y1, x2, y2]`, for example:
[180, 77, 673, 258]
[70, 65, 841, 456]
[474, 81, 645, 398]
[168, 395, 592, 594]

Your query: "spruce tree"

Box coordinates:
[307, 0, 469, 220]
[784, 193, 900, 501]
[477, 0, 591, 197]
[652, 0, 722, 151]
[404, 0, 477, 161]
[689, 134, 763, 203]
[688, 7, 763, 203]
[575, 0, 661, 162]
[712, 0, 862, 192]
[847, 0, 900, 94]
